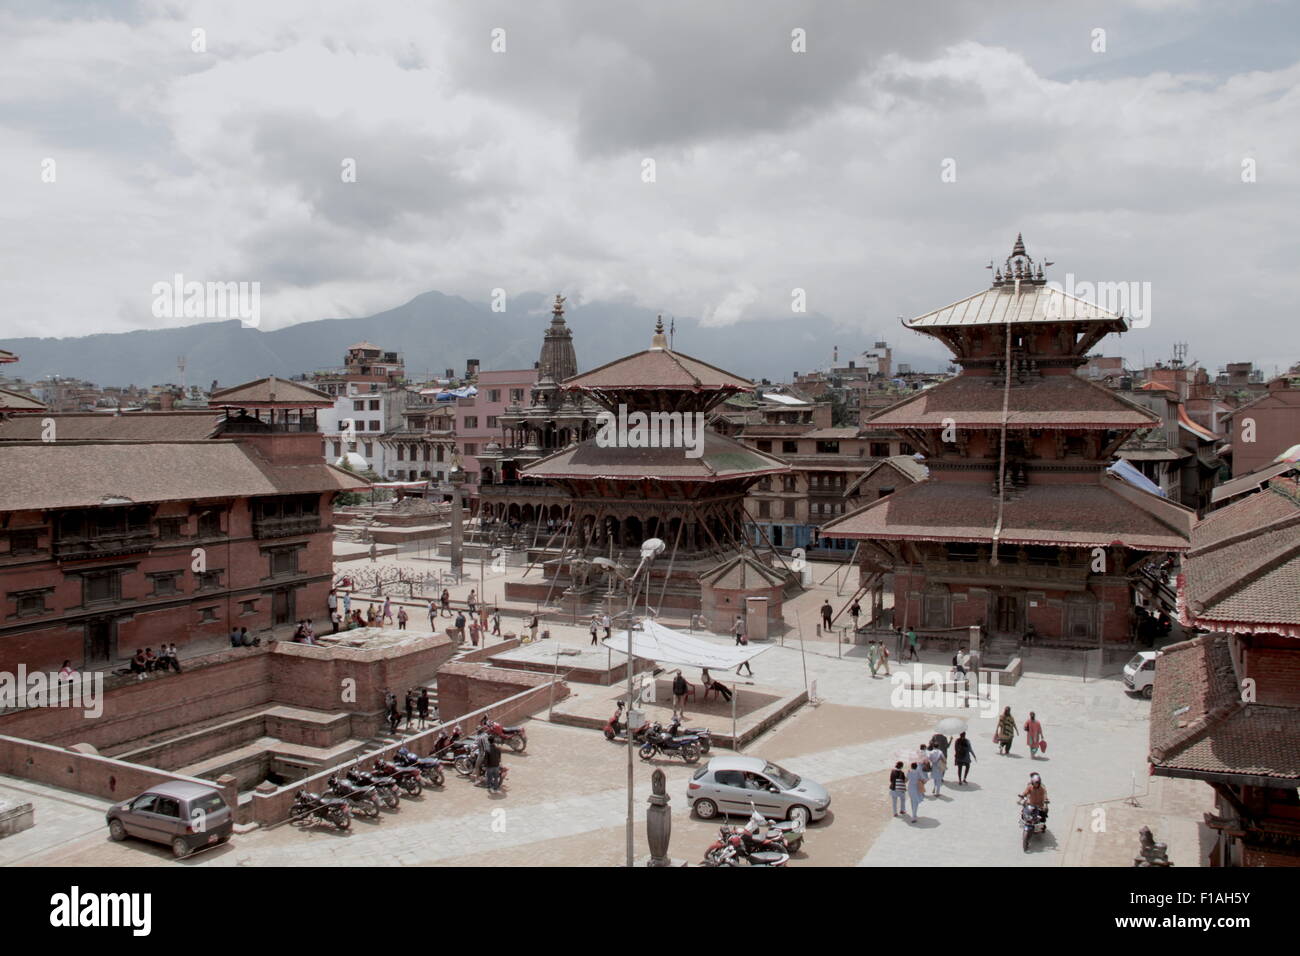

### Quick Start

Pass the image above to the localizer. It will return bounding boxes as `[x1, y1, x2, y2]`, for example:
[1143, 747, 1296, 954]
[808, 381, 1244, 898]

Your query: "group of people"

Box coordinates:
[383, 686, 434, 734]
[587, 613, 613, 645]
[127, 645, 182, 679]
[889, 710, 1048, 825]
[889, 730, 979, 823]
[993, 707, 1046, 757]
[670, 666, 739, 717]
[227, 627, 260, 648]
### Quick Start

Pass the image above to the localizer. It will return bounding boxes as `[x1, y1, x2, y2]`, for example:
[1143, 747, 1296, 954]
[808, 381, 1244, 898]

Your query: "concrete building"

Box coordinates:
[1223, 372, 1300, 477]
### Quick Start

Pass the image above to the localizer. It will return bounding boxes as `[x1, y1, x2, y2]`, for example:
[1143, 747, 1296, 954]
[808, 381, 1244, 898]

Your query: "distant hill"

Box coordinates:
[0, 290, 945, 388]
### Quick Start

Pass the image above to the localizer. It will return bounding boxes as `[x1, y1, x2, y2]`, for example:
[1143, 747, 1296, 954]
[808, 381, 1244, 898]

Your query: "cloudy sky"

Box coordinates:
[2, 0, 1298, 373]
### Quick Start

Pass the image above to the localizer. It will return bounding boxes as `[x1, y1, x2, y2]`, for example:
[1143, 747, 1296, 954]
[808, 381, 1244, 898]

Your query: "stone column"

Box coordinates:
[646, 768, 671, 866]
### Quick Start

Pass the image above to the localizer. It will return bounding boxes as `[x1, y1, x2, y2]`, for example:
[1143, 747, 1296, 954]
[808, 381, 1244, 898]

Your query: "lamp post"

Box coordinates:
[626, 536, 665, 867]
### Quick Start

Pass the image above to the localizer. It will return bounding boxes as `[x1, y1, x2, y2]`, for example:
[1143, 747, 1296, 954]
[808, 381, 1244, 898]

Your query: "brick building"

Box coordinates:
[0, 379, 362, 674]
[822, 236, 1194, 652]
[1153, 475, 1300, 865]
[1223, 372, 1300, 477]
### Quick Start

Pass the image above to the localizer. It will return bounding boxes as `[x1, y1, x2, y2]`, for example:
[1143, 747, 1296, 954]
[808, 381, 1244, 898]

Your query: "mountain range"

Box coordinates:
[0, 291, 945, 389]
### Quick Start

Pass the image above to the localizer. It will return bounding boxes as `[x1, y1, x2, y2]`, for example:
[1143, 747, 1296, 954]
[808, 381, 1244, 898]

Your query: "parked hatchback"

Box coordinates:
[106, 781, 233, 859]
[688, 755, 831, 825]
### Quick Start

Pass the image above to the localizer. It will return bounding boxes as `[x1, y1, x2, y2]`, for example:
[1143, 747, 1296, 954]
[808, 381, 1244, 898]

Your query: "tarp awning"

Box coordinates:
[601, 618, 767, 670]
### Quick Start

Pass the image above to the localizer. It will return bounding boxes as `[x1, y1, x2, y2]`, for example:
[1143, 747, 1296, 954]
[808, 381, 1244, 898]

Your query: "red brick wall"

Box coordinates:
[434, 660, 567, 723]
[1245, 644, 1300, 707]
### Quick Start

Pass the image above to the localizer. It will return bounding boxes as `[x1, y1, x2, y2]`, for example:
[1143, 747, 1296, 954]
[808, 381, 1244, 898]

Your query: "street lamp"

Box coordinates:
[626, 536, 665, 867]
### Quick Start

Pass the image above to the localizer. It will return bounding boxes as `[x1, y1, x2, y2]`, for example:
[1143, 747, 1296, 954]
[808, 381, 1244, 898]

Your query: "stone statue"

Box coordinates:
[646, 767, 672, 866]
[1133, 825, 1172, 867]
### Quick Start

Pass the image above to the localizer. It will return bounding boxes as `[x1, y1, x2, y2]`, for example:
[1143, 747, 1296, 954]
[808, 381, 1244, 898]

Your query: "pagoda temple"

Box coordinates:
[822, 236, 1195, 651]
[508, 319, 796, 626]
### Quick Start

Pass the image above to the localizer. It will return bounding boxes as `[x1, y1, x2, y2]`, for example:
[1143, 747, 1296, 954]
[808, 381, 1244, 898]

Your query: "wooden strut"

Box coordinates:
[741, 504, 796, 577]
[654, 514, 685, 618]
[539, 513, 577, 612]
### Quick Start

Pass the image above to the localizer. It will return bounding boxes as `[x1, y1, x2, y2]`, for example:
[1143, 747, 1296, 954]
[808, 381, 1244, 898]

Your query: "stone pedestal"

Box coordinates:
[646, 768, 672, 866]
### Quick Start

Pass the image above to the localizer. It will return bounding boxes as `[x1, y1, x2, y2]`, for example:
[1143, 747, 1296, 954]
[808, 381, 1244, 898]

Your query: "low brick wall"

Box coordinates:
[0, 733, 238, 810]
[248, 680, 565, 825]
[457, 638, 521, 663]
[434, 660, 567, 723]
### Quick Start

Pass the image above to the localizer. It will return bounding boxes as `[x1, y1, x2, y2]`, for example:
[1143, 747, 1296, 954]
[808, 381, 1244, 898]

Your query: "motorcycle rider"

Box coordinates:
[1020, 772, 1049, 822]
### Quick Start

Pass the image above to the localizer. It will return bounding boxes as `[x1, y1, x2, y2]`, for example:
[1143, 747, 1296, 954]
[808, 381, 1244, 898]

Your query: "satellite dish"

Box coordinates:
[640, 537, 666, 558]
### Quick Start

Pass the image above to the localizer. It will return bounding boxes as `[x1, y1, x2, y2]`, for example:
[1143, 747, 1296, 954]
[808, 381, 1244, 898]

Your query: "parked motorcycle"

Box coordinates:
[1019, 798, 1049, 852]
[394, 747, 446, 788]
[291, 790, 351, 830]
[451, 741, 512, 786]
[603, 707, 653, 744]
[665, 716, 712, 755]
[638, 723, 702, 764]
[722, 807, 804, 854]
[479, 716, 527, 753]
[432, 725, 477, 763]
[374, 758, 423, 797]
[346, 767, 399, 810]
[701, 831, 788, 867]
[326, 775, 380, 819]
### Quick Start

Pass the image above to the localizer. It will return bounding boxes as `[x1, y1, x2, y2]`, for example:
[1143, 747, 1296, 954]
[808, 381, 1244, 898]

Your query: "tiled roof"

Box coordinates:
[1210, 461, 1295, 503]
[1149, 634, 1300, 782]
[844, 455, 929, 498]
[0, 388, 47, 411]
[519, 431, 788, 482]
[802, 427, 860, 440]
[865, 374, 1158, 429]
[209, 376, 334, 407]
[563, 349, 753, 392]
[0, 411, 220, 441]
[821, 472, 1193, 550]
[1179, 477, 1300, 636]
[906, 283, 1127, 329]
[0, 441, 366, 512]
[699, 554, 789, 589]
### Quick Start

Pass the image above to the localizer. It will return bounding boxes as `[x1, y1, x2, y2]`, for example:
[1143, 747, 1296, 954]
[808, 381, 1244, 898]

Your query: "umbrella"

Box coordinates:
[935, 717, 968, 736]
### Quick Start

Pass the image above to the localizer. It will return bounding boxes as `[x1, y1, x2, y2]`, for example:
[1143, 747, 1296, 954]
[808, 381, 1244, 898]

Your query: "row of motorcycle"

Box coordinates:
[290, 720, 527, 830]
[604, 707, 713, 765]
[700, 808, 806, 867]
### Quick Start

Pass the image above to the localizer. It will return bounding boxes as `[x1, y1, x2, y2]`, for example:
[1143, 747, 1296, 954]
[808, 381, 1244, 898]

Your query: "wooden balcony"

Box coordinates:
[53, 529, 155, 561]
[252, 515, 322, 539]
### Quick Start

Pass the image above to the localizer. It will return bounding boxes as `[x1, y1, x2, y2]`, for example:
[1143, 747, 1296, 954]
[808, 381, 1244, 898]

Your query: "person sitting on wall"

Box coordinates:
[143, 647, 158, 672]
[240, 627, 259, 647]
[129, 649, 147, 680]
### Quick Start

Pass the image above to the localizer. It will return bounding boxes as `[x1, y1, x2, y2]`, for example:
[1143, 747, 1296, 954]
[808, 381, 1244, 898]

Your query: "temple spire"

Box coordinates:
[651, 314, 669, 350]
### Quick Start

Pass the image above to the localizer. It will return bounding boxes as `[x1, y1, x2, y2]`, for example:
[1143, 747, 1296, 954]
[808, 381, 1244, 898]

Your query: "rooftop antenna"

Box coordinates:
[669, 315, 675, 350]
[177, 356, 187, 395]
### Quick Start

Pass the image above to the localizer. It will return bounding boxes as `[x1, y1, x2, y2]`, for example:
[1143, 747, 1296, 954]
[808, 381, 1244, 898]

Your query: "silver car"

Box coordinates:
[688, 755, 831, 825]
[106, 780, 233, 859]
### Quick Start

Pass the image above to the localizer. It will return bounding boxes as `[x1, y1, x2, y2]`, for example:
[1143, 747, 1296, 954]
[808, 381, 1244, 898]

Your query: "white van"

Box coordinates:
[1123, 650, 1160, 698]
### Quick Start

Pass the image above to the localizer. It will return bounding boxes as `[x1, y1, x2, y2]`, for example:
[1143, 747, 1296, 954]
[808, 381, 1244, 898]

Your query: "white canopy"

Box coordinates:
[601, 618, 767, 670]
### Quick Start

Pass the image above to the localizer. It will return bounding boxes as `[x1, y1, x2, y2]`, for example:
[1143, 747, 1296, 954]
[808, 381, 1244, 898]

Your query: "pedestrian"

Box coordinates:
[343, 590, 352, 620]
[529, 612, 539, 643]
[469, 619, 481, 647]
[905, 761, 925, 823]
[867, 640, 881, 678]
[928, 732, 949, 760]
[467, 589, 477, 616]
[905, 627, 920, 661]
[369, 542, 378, 563]
[327, 588, 338, 620]
[331, 609, 341, 633]
[440, 589, 452, 618]
[849, 600, 861, 632]
[428, 599, 437, 630]
[397, 606, 408, 630]
[996, 706, 1017, 755]
[1024, 711, 1045, 759]
[672, 670, 689, 719]
[417, 688, 431, 728]
[733, 615, 753, 676]
[589, 614, 600, 646]
[879, 640, 891, 676]
[404, 689, 416, 730]
[479, 605, 488, 632]
[927, 742, 946, 797]
[889, 761, 908, 817]
[954, 645, 970, 687]
[382, 596, 393, 624]
[366, 603, 378, 626]
[601, 612, 611, 640]
[384, 690, 400, 735]
[491, 608, 501, 637]
[454, 611, 467, 642]
[953, 731, 975, 784]
[820, 600, 833, 631]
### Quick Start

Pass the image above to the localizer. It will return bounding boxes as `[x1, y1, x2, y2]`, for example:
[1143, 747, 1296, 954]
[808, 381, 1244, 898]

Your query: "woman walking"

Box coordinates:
[905, 761, 925, 823]
[589, 614, 600, 646]
[1024, 711, 1045, 759]
[996, 706, 1018, 755]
